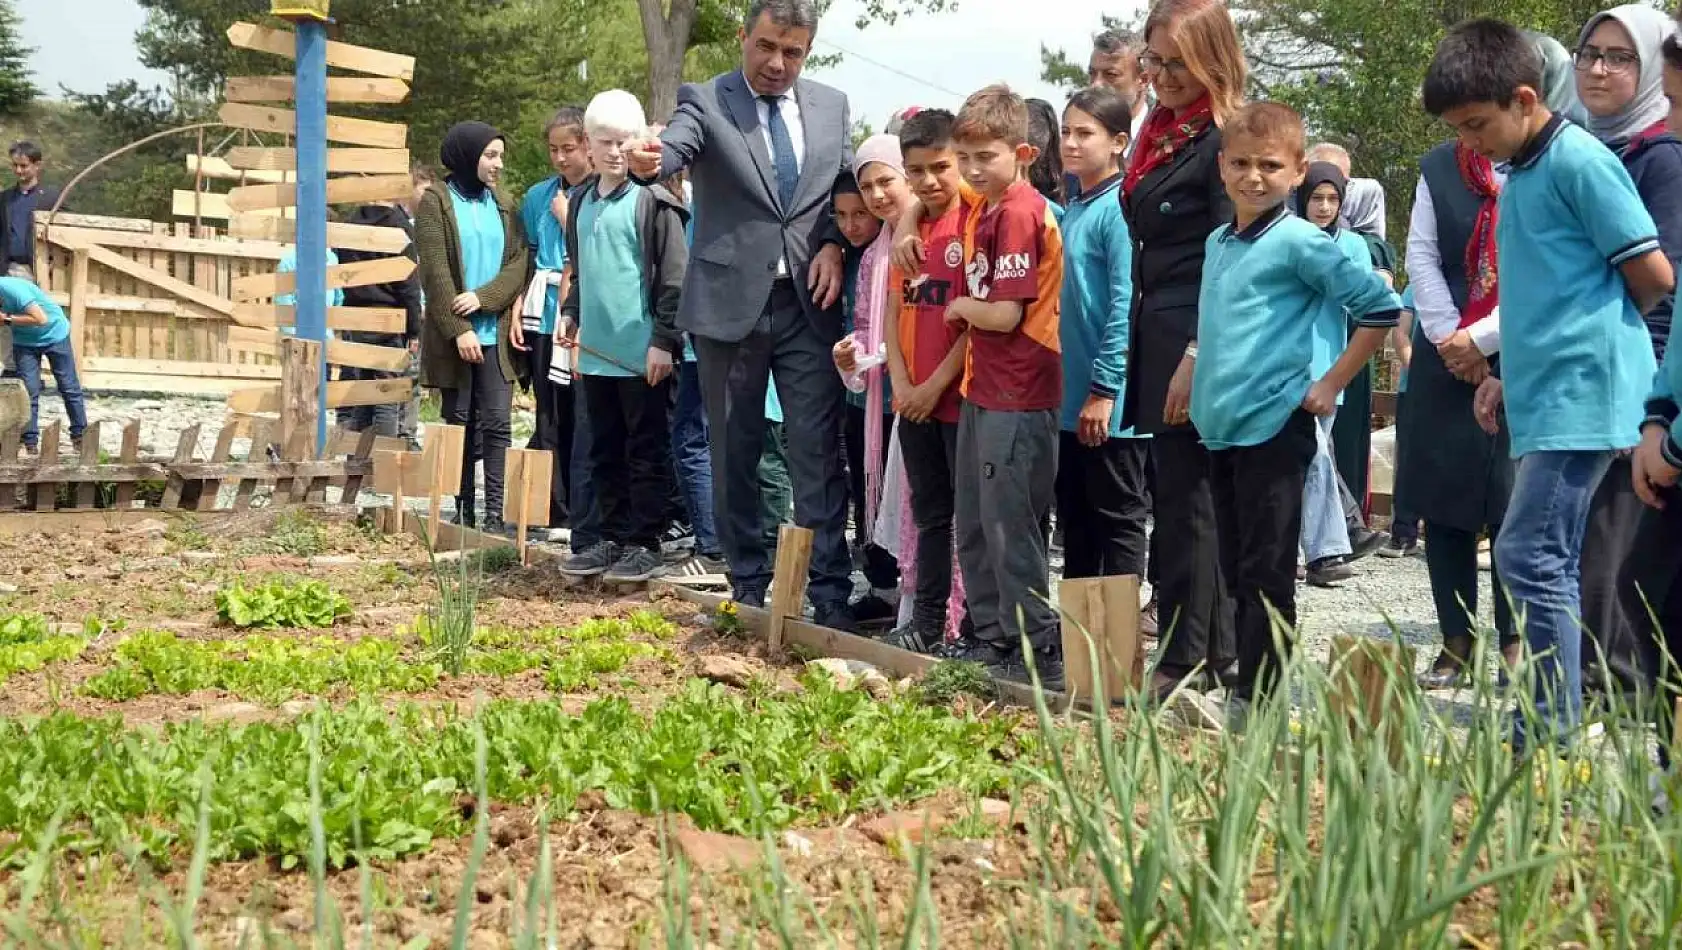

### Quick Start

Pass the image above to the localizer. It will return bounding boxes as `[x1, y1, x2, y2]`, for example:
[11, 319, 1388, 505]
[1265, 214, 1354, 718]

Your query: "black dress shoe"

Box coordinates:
[733, 587, 766, 610]
[1204, 661, 1240, 691]
[1348, 528, 1387, 563]
[813, 601, 858, 634]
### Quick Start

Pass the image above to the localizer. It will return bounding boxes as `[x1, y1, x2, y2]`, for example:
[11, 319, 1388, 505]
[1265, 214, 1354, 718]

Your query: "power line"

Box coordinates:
[812, 37, 966, 99]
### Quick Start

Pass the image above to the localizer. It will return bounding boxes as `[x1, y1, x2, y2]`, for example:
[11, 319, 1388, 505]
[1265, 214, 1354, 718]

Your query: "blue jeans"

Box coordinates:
[1494, 450, 1613, 750]
[1301, 413, 1353, 563]
[15, 336, 87, 449]
[670, 361, 720, 555]
[569, 380, 600, 553]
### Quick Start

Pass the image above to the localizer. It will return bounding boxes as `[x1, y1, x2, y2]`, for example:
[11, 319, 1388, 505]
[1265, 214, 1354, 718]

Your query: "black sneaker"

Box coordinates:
[850, 593, 897, 625]
[1305, 556, 1355, 587]
[605, 545, 665, 583]
[1378, 536, 1419, 559]
[940, 636, 1010, 666]
[660, 522, 696, 560]
[881, 623, 943, 654]
[813, 601, 858, 634]
[561, 541, 619, 577]
[990, 649, 1066, 693]
[481, 517, 516, 539]
[1347, 527, 1387, 563]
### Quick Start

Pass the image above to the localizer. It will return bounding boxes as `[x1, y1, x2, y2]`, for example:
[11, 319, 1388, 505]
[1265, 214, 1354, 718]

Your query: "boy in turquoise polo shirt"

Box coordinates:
[555, 90, 689, 584]
[1426, 20, 1675, 750]
[1191, 103, 1400, 711]
[0, 275, 86, 452]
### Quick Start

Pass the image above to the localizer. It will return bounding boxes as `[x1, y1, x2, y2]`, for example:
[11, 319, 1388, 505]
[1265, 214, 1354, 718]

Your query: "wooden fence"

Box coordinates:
[31, 212, 288, 395]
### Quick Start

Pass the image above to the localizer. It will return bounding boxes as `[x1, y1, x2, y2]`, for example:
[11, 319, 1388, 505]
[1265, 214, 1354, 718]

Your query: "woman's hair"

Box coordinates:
[1066, 85, 1134, 138]
[544, 106, 586, 141]
[1143, 0, 1248, 125]
[1025, 97, 1065, 205]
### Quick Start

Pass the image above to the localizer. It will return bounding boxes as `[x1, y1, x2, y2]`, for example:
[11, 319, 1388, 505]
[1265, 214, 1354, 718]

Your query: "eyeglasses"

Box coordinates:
[1573, 46, 1640, 74]
[1138, 53, 1190, 78]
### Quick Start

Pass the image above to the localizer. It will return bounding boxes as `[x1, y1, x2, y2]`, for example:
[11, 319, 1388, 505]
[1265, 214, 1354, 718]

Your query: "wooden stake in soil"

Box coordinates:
[1328, 635, 1416, 763]
[1058, 575, 1143, 707]
[74, 420, 102, 509]
[278, 337, 323, 458]
[111, 420, 141, 509]
[30, 422, 60, 511]
[423, 424, 465, 549]
[502, 448, 553, 566]
[767, 524, 814, 651]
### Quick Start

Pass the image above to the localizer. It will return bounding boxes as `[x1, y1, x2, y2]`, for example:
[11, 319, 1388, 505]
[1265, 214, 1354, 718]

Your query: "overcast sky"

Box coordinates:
[21, 0, 1138, 118]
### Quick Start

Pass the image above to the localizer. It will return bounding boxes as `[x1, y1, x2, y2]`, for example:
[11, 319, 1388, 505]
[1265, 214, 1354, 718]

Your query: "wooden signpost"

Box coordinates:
[1058, 576, 1144, 706]
[219, 14, 415, 450]
[503, 449, 555, 565]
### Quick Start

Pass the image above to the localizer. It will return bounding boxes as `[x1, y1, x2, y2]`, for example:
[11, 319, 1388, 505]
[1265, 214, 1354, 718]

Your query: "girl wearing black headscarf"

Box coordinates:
[415, 121, 531, 533]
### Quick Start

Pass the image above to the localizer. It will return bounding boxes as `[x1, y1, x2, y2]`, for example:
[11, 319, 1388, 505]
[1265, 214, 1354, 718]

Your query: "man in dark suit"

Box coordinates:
[2, 142, 61, 376]
[628, 0, 856, 627]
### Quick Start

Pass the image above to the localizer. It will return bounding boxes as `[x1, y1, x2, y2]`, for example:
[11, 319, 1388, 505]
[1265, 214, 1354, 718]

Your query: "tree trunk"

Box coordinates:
[637, 0, 700, 124]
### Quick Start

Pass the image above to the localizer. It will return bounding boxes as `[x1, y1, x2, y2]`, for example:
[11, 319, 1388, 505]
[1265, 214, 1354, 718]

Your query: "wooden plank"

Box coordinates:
[231, 304, 405, 334]
[231, 256, 414, 302]
[335, 428, 379, 502]
[226, 174, 413, 213]
[329, 427, 406, 457]
[225, 22, 416, 81]
[279, 338, 323, 458]
[0, 462, 170, 485]
[225, 147, 412, 175]
[79, 245, 232, 316]
[32, 211, 154, 233]
[73, 421, 102, 508]
[767, 524, 814, 651]
[39, 225, 292, 259]
[49, 293, 185, 316]
[67, 250, 88, 361]
[425, 424, 466, 547]
[0, 432, 16, 511]
[160, 424, 200, 510]
[1058, 575, 1143, 707]
[31, 422, 61, 511]
[227, 377, 412, 415]
[224, 75, 411, 105]
[185, 155, 292, 185]
[196, 423, 239, 512]
[227, 215, 410, 254]
[503, 448, 553, 564]
[83, 357, 280, 380]
[171, 191, 294, 222]
[218, 103, 408, 150]
[111, 420, 142, 509]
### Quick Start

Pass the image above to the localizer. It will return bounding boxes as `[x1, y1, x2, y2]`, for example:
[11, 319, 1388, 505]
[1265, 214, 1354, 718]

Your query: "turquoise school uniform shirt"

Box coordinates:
[1306, 227, 1375, 408]
[520, 176, 570, 335]
[574, 180, 650, 378]
[274, 248, 345, 333]
[1191, 206, 1401, 450]
[0, 276, 69, 348]
[1497, 117, 1659, 456]
[449, 182, 506, 346]
[1058, 174, 1138, 438]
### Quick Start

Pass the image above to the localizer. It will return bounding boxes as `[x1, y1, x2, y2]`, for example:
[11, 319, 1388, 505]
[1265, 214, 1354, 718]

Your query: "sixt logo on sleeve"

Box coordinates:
[993, 252, 1030, 282]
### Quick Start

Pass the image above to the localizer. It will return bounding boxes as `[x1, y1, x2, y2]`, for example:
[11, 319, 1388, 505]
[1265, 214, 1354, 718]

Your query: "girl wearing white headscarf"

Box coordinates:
[1574, 4, 1682, 708]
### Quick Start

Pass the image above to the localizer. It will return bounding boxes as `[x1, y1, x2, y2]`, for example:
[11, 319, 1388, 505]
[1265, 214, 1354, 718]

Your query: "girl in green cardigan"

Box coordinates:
[415, 121, 531, 533]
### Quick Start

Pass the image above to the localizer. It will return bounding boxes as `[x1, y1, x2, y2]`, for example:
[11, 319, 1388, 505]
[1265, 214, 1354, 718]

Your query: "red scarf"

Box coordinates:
[1124, 95, 1214, 196]
[1456, 141, 1500, 329]
[1622, 119, 1671, 157]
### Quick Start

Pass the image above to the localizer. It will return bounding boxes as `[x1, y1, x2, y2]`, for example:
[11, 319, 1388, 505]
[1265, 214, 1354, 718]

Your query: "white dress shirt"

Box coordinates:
[750, 82, 805, 277]
[1404, 173, 1504, 352]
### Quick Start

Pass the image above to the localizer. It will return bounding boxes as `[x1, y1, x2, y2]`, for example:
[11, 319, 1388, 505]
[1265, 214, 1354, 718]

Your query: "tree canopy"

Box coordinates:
[0, 0, 37, 118]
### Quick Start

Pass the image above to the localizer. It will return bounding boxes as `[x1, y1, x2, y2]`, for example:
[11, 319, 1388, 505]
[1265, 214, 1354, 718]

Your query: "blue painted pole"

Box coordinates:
[293, 19, 329, 450]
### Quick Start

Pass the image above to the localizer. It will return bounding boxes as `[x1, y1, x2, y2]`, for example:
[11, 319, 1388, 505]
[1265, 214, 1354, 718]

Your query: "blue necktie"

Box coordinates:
[762, 94, 798, 210]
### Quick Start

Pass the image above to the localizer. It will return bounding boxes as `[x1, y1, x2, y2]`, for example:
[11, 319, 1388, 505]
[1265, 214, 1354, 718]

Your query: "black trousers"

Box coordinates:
[1618, 484, 1682, 761]
[844, 402, 900, 589]
[694, 281, 852, 607]
[582, 373, 673, 552]
[1145, 441, 1160, 586]
[1056, 432, 1150, 579]
[1153, 429, 1235, 676]
[1424, 521, 1517, 655]
[525, 334, 575, 526]
[1581, 456, 1656, 698]
[1210, 411, 1316, 702]
[900, 416, 959, 629]
[440, 347, 512, 525]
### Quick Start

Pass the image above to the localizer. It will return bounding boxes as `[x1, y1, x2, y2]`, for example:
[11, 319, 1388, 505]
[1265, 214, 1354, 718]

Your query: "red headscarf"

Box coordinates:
[1455, 140, 1499, 329]
[1123, 95, 1215, 195]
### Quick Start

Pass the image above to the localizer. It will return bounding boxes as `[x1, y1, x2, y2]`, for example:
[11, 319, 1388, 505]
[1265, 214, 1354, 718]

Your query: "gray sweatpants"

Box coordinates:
[954, 402, 1060, 652]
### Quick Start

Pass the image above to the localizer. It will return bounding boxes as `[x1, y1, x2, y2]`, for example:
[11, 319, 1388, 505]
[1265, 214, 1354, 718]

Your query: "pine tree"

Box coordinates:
[0, 0, 36, 117]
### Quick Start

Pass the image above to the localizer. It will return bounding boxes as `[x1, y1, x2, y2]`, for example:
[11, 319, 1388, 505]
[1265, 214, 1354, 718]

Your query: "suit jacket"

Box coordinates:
[642, 70, 851, 343]
[0, 183, 61, 268]
[1119, 126, 1230, 435]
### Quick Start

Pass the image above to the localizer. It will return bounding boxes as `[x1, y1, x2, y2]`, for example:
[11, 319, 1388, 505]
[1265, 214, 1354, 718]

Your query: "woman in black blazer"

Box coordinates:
[1121, 0, 1250, 699]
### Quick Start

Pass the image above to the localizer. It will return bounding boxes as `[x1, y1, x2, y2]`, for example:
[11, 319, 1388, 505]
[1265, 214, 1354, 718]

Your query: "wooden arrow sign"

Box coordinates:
[226, 22, 416, 81]
[226, 174, 413, 212]
[219, 103, 407, 149]
[228, 215, 410, 254]
[225, 147, 411, 175]
[224, 75, 411, 104]
[232, 304, 406, 335]
[229, 325, 411, 372]
[231, 256, 416, 302]
[229, 377, 414, 415]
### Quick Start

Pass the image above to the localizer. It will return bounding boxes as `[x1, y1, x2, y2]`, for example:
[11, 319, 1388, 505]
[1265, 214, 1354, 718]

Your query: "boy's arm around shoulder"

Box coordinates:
[647, 192, 688, 355]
